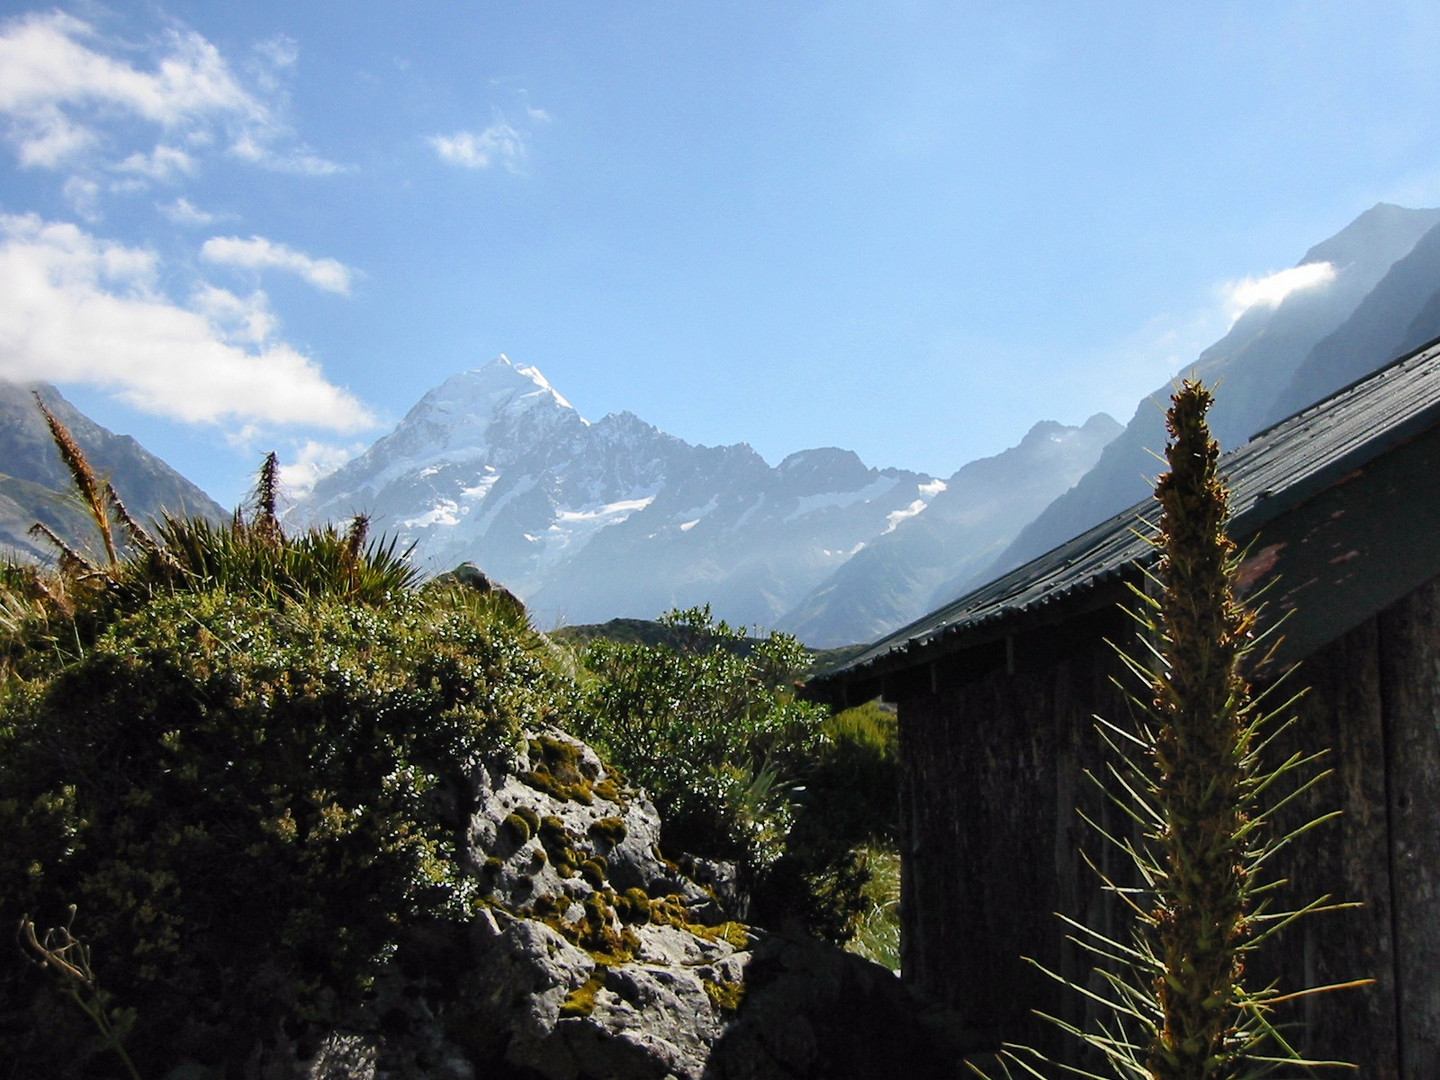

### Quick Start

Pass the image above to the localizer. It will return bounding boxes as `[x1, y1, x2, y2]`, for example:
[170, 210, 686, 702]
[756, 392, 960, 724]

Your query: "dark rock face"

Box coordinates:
[0, 379, 225, 560]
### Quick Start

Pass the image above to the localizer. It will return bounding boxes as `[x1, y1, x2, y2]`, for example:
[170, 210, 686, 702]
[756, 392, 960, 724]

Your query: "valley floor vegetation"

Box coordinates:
[0, 398, 899, 1075]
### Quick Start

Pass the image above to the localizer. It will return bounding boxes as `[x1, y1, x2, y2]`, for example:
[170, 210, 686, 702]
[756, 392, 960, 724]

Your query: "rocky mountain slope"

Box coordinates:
[982, 203, 1440, 587]
[777, 414, 1121, 647]
[0, 379, 225, 561]
[296, 357, 1115, 635]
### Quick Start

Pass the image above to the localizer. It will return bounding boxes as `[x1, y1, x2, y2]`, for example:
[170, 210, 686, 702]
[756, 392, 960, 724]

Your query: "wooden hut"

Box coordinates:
[815, 337, 1440, 1077]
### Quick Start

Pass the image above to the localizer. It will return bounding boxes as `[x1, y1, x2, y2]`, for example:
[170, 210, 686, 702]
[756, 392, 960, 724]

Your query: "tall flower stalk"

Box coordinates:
[977, 380, 1363, 1080]
[1146, 380, 1256, 1075]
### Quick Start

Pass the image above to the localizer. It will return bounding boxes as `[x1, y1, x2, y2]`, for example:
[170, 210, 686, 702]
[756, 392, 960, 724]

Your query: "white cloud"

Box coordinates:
[14, 108, 93, 167]
[115, 144, 196, 182]
[159, 196, 218, 225]
[201, 235, 354, 294]
[0, 13, 256, 161]
[0, 11, 340, 184]
[62, 174, 101, 219]
[0, 213, 374, 432]
[229, 133, 343, 176]
[278, 438, 364, 497]
[252, 34, 299, 78]
[191, 283, 278, 345]
[430, 117, 527, 171]
[1222, 261, 1337, 322]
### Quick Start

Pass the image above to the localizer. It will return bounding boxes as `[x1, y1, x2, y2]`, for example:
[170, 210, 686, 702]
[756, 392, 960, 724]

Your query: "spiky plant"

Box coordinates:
[250, 450, 284, 546]
[976, 381, 1363, 1080]
[32, 393, 117, 566]
[7, 404, 420, 666]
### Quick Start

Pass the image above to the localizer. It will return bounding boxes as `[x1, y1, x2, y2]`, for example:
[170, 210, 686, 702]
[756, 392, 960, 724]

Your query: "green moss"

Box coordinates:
[483, 856, 504, 875]
[537, 815, 583, 877]
[702, 973, 745, 1014]
[614, 887, 652, 924]
[528, 888, 635, 964]
[579, 857, 608, 889]
[587, 816, 628, 846]
[645, 894, 752, 948]
[513, 805, 541, 832]
[531, 893, 569, 919]
[501, 812, 532, 844]
[650, 844, 681, 875]
[520, 734, 601, 804]
[592, 778, 623, 805]
[647, 894, 693, 928]
[711, 921, 751, 949]
[559, 971, 607, 1018]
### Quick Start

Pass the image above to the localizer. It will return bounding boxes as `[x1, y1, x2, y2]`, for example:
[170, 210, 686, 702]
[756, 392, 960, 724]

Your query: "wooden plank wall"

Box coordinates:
[897, 577, 1440, 1075]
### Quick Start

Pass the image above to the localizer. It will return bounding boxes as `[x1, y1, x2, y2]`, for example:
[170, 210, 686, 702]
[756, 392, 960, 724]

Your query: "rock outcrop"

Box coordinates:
[236, 728, 971, 1080]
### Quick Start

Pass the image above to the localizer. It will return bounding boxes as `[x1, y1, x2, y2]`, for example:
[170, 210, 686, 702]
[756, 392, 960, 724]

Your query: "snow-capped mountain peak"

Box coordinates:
[411, 355, 581, 439]
[291, 358, 993, 630]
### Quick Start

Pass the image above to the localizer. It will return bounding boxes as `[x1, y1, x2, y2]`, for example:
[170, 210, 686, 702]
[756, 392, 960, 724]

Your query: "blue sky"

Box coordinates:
[3, 2, 1440, 507]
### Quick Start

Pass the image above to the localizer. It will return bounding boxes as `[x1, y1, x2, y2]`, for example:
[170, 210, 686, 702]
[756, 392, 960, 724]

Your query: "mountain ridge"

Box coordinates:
[978, 202, 1440, 590]
[0, 379, 226, 562]
[293, 355, 1117, 635]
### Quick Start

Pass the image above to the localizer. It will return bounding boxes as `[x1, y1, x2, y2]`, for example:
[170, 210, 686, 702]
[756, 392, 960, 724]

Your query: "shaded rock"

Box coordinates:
[434, 561, 524, 611]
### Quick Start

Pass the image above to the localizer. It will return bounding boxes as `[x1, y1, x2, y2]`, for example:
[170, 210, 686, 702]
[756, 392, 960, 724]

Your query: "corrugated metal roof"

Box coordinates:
[828, 334, 1440, 680]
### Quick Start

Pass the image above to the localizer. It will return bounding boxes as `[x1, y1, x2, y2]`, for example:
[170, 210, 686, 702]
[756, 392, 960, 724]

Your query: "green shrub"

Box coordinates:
[0, 584, 565, 1072]
[574, 606, 826, 871]
[573, 607, 902, 942]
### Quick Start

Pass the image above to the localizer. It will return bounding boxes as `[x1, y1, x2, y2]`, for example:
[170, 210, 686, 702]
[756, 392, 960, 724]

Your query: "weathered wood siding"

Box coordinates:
[896, 575, 1440, 1076]
[896, 605, 1131, 1060]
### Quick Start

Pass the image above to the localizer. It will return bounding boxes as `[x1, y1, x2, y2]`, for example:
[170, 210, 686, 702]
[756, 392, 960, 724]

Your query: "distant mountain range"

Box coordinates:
[985, 202, 1440, 585]
[0, 381, 224, 562]
[294, 358, 1117, 636]
[8, 202, 1440, 647]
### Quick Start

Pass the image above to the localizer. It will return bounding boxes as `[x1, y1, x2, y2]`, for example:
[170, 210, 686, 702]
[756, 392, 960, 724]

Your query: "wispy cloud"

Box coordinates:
[201, 235, 354, 294]
[0, 11, 341, 193]
[430, 116, 527, 172]
[159, 196, 220, 226]
[229, 133, 343, 176]
[1222, 261, 1336, 322]
[0, 213, 374, 432]
[115, 145, 196, 182]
